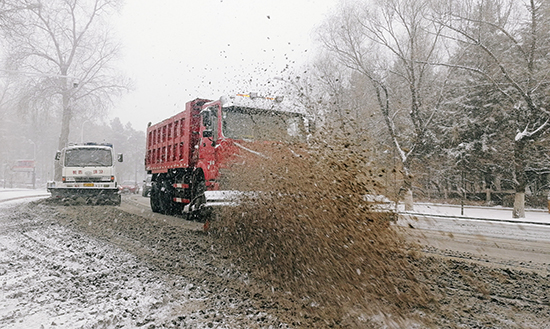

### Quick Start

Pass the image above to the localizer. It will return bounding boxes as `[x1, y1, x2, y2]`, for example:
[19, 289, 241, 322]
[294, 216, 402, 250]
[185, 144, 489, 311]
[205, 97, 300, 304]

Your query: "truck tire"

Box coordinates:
[189, 170, 207, 221]
[159, 179, 175, 215]
[113, 194, 121, 206]
[150, 181, 161, 213]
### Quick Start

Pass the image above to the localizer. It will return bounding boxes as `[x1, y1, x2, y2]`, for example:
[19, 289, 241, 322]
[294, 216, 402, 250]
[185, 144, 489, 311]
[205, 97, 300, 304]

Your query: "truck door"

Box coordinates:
[199, 106, 219, 179]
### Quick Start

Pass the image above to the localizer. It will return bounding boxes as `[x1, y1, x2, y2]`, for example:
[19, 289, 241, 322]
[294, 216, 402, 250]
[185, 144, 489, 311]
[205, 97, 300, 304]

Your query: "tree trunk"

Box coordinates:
[512, 192, 525, 218]
[404, 188, 414, 211]
[513, 140, 527, 218]
[494, 174, 501, 191]
[54, 88, 72, 181]
[403, 166, 414, 211]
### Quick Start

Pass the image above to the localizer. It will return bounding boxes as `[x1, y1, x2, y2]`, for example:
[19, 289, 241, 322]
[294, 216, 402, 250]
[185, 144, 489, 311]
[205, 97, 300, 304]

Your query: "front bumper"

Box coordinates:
[48, 181, 119, 197]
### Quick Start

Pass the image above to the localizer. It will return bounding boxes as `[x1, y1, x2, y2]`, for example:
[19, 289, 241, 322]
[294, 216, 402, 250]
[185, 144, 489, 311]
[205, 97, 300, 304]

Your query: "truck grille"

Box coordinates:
[74, 177, 104, 182]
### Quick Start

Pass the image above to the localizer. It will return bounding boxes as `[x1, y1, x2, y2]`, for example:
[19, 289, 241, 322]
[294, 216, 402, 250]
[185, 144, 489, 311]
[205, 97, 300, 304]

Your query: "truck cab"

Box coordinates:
[47, 142, 123, 205]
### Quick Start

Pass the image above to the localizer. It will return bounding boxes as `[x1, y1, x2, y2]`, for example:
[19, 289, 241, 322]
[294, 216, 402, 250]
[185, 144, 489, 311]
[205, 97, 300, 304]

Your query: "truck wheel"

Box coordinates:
[159, 179, 175, 215]
[150, 181, 161, 213]
[189, 171, 207, 221]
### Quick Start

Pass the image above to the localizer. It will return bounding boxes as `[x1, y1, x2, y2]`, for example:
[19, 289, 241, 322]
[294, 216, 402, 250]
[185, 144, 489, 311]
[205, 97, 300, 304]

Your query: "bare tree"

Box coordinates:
[275, 57, 358, 135]
[0, 0, 128, 180]
[433, 0, 550, 217]
[318, 0, 445, 210]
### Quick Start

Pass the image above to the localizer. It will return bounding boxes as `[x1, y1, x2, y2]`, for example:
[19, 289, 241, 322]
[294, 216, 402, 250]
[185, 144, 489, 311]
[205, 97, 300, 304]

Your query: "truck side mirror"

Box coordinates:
[55, 151, 61, 160]
[202, 130, 213, 138]
[117, 153, 123, 162]
[202, 111, 212, 127]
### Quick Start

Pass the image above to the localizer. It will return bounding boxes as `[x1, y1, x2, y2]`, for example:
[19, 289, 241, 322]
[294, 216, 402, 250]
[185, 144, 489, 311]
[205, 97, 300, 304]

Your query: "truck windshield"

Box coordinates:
[64, 148, 112, 167]
[222, 107, 305, 142]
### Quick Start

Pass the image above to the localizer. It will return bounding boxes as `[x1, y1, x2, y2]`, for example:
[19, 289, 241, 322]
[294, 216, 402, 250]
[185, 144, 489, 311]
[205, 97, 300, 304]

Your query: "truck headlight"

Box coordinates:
[62, 176, 75, 182]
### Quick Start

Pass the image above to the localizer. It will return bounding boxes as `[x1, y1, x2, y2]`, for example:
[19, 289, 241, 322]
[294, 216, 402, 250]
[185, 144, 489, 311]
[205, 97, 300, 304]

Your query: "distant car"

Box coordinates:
[142, 175, 152, 197]
[119, 181, 139, 194]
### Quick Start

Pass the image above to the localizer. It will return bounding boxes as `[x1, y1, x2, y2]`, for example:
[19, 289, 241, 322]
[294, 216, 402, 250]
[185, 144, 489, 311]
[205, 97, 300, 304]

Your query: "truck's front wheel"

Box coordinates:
[188, 170, 207, 221]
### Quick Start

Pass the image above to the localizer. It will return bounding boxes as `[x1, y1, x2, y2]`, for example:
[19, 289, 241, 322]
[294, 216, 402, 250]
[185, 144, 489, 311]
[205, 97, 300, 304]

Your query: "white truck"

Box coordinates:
[47, 142, 123, 205]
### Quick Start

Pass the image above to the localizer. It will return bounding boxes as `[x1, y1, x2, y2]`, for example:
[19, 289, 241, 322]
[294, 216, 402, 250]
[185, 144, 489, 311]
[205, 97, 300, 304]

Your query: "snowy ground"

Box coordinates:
[1, 191, 550, 328]
[0, 188, 50, 204]
[401, 202, 550, 224]
[0, 200, 210, 328]
[0, 197, 312, 328]
[396, 202, 550, 247]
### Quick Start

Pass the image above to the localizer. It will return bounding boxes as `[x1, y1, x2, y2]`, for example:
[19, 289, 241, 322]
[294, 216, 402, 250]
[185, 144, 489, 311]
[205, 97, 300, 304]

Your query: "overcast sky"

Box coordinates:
[111, 0, 337, 131]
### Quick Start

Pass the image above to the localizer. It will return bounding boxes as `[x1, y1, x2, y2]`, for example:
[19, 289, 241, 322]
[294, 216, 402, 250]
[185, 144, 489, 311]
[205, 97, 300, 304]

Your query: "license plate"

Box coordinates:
[83, 183, 94, 187]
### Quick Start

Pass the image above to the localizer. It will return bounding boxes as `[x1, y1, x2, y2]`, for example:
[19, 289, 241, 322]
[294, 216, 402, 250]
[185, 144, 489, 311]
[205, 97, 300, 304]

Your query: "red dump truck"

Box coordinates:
[145, 94, 307, 216]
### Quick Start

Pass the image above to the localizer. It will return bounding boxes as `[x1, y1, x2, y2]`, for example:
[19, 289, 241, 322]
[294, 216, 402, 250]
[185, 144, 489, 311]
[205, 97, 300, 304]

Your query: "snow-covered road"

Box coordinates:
[5, 188, 549, 224]
[395, 202, 550, 276]
[0, 188, 50, 204]
[1, 194, 549, 327]
[0, 197, 300, 328]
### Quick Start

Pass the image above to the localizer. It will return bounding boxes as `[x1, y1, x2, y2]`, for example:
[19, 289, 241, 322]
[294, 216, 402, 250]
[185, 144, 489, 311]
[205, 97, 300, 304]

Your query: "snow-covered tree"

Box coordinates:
[0, 0, 129, 180]
[317, 0, 446, 210]
[434, 0, 550, 217]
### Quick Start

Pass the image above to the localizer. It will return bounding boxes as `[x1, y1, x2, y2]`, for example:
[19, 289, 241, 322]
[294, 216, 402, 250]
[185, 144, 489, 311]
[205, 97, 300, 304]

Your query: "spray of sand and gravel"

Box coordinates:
[210, 137, 433, 326]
